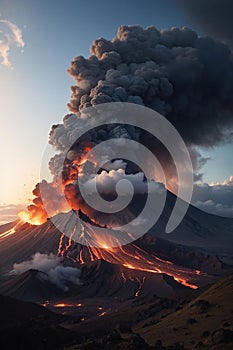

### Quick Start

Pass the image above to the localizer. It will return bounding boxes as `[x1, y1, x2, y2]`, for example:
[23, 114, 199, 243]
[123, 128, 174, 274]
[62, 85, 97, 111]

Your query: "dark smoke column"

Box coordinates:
[19, 25, 233, 224]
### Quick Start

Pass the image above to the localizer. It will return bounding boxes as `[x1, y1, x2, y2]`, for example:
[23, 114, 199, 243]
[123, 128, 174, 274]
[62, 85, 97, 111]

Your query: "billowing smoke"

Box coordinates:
[18, 179, 70, 225]
[20, 25, 233, 223]
[67, 25, 233, 146]
[12, 253, 81, 291]
[178, 0, 233, 48]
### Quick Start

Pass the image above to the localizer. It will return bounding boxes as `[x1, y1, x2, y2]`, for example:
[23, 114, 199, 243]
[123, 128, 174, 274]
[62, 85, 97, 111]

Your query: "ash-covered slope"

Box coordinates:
[0, 220, 60, 275]
[79, 259, 187, 298]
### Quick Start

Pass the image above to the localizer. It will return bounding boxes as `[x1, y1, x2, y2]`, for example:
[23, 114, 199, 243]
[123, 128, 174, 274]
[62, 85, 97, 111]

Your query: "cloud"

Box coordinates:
[81, 168, 164, 196]
[0, 204, 24, 225]
[0, 18, 24, 67]
[192, 175, 233, 217]
[12, 253, 81, 291]
[210, 175, 233, 187]
[63, 167, 165, 226]
[178, 0, 233, 47]
[195, 200, 233, 217]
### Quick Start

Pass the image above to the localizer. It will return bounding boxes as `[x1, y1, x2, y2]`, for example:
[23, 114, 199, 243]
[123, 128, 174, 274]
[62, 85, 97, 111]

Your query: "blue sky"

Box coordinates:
[0, 0, 232, 206]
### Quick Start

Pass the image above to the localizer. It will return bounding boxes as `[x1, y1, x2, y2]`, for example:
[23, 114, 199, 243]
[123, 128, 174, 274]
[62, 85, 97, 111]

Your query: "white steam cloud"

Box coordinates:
[12, 253, 81, 291]
[81, 168, 165, 195]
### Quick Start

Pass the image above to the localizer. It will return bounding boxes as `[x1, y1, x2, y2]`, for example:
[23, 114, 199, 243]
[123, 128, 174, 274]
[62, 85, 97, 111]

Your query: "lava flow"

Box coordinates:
[1, 207, 212, 291]
[0, 221, 24, 241]
[15, 192, 206, 291]
[54, 211, 205, 290]
[15, 152, 206, 291]
[81, 243, 200, 289]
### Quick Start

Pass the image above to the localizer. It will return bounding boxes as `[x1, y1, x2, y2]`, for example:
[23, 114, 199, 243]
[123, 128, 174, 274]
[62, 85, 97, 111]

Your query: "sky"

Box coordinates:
[0, 0, 232, 222]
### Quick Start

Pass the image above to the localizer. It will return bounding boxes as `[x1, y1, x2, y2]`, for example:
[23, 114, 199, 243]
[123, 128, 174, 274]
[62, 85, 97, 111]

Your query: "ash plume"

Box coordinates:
[20, 25, 233, 223]
[178, 0, 233, 48]
[67, 25, 233, 147]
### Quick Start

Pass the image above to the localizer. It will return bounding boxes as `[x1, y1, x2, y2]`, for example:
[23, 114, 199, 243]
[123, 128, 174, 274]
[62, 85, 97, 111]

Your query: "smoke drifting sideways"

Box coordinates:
[11, 253, 81, 291]
[178, 0, 233, 48]
[19, 25, 233, 225]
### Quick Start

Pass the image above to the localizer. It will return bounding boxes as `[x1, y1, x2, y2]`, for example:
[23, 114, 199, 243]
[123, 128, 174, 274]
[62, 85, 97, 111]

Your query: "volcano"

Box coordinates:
[0, 192, 232, 301]
[0, 193, 233, 350]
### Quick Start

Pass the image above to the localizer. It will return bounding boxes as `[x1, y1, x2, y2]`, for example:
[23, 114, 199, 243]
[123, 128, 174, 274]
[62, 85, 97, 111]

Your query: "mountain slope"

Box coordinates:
[64, 274, 233, 350]
[0, 294, 76, 350]
[0, 269, 63, 302]
[139, 274, 233, 349]
[147, 191, 233, 256]
[79, 259, 188, 298]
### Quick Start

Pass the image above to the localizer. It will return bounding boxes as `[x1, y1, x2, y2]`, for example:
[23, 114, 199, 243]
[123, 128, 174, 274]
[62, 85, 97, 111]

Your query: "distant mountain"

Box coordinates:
[132, 191, 233, 256]
[0, 269, 63, 302]
[0, 294, 75, 350]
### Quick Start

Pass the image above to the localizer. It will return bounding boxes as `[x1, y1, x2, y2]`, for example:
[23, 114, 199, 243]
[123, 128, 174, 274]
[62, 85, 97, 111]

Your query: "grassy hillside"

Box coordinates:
[139, 275, 233, 349]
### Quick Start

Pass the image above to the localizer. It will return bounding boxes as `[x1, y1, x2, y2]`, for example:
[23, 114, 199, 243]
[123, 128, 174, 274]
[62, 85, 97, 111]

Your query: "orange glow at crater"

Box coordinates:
[18, 210, 46, 225]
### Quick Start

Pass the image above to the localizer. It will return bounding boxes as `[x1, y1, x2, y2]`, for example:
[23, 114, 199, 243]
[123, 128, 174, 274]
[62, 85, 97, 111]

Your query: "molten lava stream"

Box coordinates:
[0, 220, 26, 241]
[55, 229, 202, 290]
[85, 244, 199, 289]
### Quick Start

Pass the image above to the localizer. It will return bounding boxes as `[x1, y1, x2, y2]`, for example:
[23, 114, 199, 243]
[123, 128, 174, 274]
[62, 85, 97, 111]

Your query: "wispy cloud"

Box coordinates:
[0, 18, 25, 68]
[0, 204, 24, 225]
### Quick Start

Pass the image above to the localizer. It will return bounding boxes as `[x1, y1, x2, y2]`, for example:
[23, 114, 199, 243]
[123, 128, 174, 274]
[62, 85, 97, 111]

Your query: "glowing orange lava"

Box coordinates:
[99, 311, 107, 317]
[56, 226, 200, 291]
[135, 276, 146, 297]
[53, 303, 72, 308]
[18, 210, 46, 226]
